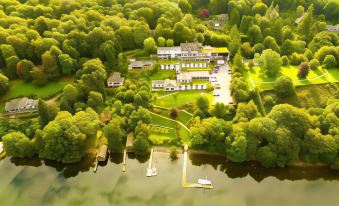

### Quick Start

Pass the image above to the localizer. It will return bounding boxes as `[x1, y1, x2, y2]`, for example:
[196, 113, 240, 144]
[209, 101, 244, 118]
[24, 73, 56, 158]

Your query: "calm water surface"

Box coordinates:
[1, 152, 339, 206]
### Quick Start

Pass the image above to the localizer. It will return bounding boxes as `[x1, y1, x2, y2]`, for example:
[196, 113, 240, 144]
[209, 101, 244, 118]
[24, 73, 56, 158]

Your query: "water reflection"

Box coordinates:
[189, 154, 339, 182]
[5, 152, 339, 181]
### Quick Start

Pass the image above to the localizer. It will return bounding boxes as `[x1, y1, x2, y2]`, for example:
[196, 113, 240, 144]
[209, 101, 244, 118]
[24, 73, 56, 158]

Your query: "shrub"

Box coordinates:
[264, 95, 276, 107]
[298, 62, 310, 78]
[169, 146, 178, 160]
[274, 75, 295, 97]
[322, 55, 337, 69]
[281, 55, 289, 66]
[309, 59, 320, 70]
[290, 53, 307, 65]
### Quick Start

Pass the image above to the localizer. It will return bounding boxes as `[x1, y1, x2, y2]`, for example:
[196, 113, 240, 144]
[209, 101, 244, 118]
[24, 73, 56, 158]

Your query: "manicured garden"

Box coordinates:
[246, 65, 329, 91]
[149, 112, 191, 144]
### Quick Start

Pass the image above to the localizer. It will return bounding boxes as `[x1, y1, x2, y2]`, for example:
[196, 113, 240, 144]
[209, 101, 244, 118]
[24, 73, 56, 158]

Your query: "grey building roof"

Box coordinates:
[177, 71, 210, 80]
[152, 80, 165, 85]
[107, 72, 124, 83]
[164, 79, 177, 87]
[5, 97, 38, 112]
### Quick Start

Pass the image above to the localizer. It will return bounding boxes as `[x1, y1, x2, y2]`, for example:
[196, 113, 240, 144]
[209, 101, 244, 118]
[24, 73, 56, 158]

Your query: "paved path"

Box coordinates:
[157, 92, 179, 99]
[213, 62, 233, 104]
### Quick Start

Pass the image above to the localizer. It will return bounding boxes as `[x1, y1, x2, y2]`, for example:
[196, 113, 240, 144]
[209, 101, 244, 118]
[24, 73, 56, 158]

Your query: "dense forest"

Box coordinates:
[0, 0, 338, 169]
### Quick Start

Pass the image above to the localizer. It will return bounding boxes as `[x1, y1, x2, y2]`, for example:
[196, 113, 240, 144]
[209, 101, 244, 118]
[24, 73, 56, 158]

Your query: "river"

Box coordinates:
[1, 152, 339, 206]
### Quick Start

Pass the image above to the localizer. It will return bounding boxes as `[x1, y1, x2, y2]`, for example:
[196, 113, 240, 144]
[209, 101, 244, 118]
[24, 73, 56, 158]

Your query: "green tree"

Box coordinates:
[0, 73, 9, 95]
[233, 100, 260, 123]
[263, 36, 280, 53]
[298, 4, 315, 42]
[166, 39, 174, 47]
[3, 132, 36, 158]
[37, 109, 100, 163]
[87, 91, 104, 113]
[104, 117, 125, 153]
[38, 99, 59, 126]
[259, 49, 282, 77]
[16, 59, 34, 81]
[196, 95, 210, 112]
[143, 37, 156, 55]
[4, 56, 20, 80]
[226, 135, 247, 163]
[58, 54, 75, 75]
[322, 55, 337, 69]
[274, 75, 295, 97]
[302, 128, 337, 164]
[247, 25, 263, 46]
[133, 134, 151, 155]
[128, 107, 151, 132]
[179, 0, 192, 13]
[209, 0, 228, 14]
[229, 8, 240, 27]
[157, 37, 166, 47]
[256, 146, 277, 168]
[229, 25, 241, 57]
[268, 104, 313, 138]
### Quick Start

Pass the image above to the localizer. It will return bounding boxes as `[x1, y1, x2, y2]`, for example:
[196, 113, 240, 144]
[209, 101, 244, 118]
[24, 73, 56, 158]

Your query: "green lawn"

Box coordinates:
[153, 90, 214, 108]
[262, 83, 338, 113]
[246, 65, 329, 91]
[149, 112, 191, 145]
[326, 68, 339, 83]
[0, 77, 74, 112]
[177, 110, 193, 125]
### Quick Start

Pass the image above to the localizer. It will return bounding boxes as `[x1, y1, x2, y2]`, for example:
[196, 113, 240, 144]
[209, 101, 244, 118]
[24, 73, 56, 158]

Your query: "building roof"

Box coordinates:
[107, 72, 124, 83]
[130, 60, 155, 67]
[157, 47, 181, 54]
[177, 71, 210, 80]
[164, 79, 177, 87]
[152, 80, 165, 85]
[295, 15, 304, 24]
[5, 97, 38, 111]
[180, 43, 202, 52]
[96, 145, 108, 161]
[126, 132, 134, 148]
[326, 24, 339, 30]
[201, 46, 228, 54]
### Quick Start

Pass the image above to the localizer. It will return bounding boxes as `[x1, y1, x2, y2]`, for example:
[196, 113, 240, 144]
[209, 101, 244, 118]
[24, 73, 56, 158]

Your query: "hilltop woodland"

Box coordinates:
[0, 0, 339, 169]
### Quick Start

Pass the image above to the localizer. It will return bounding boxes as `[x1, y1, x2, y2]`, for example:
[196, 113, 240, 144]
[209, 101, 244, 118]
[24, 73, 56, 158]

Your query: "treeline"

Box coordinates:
[190, 98, 339, 169]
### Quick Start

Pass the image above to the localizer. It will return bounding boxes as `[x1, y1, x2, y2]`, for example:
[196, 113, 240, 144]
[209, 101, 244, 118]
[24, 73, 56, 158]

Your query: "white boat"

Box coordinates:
[0, 142, 3, 154]
[152, 167, 157, 176]
[198, 179, 212, 185]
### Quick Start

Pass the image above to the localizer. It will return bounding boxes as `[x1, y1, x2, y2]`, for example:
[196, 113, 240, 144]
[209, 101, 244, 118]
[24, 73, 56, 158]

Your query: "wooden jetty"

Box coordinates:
[122, 149, 127, 172]
[146, 148, 157, 177]
[182, 145, 213, 189]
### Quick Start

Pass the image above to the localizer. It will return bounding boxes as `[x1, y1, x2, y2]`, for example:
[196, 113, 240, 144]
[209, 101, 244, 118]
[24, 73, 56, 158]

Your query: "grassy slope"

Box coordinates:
[153, 90, 214, 108]
[262, 83, 338, 113]
[246, 65, 329, 91]
[149, 112, 191, 144]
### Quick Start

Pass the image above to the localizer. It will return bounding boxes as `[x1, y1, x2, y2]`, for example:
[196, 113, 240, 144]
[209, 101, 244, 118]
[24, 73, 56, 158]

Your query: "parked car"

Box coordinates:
[210, 76, 217, 82]
[214, 83, 221, 89]
[213, 90, 220, 96]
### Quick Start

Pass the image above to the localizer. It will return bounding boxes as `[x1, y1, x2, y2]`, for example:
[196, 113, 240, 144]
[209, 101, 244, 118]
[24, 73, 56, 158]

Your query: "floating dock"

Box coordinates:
[182, 145, 213, 189]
